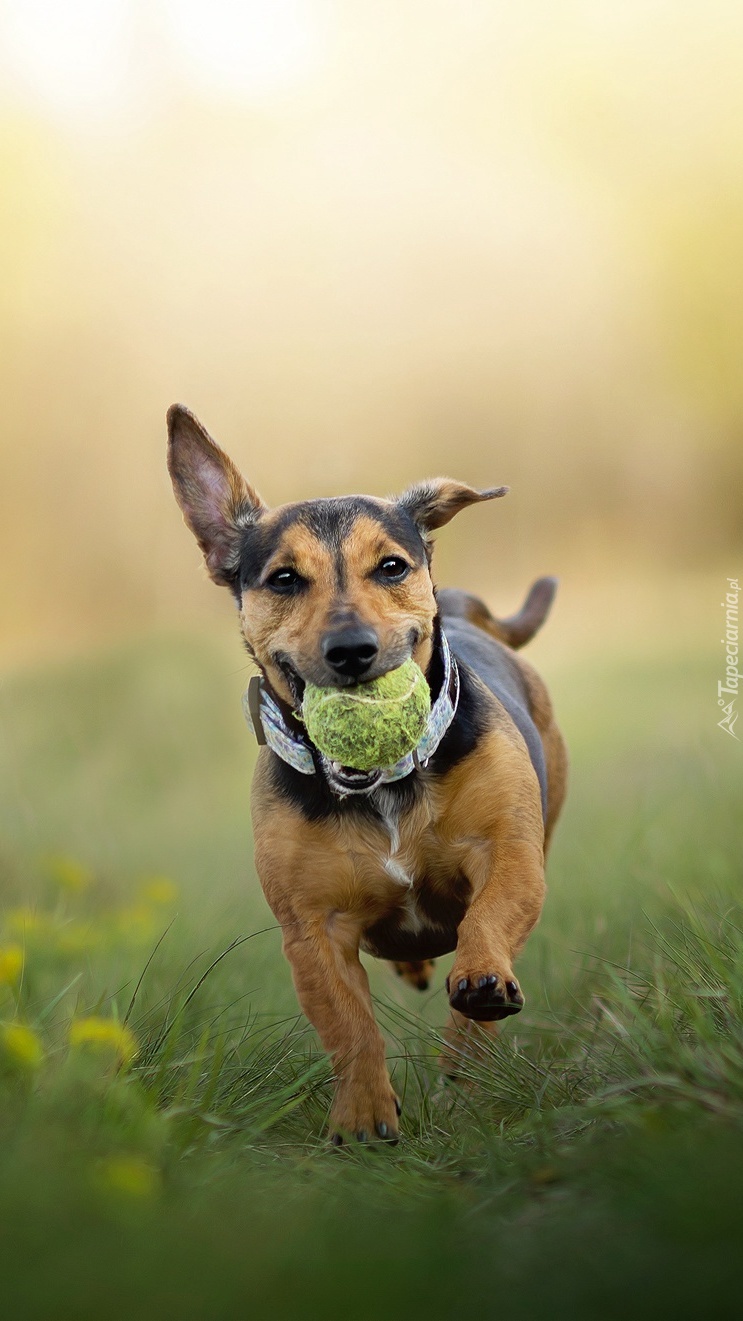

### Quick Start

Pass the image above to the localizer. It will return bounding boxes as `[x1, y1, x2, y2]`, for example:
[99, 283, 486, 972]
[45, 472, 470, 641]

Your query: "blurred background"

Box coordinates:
[1, 0, 741, 666]
[0, 11, 742, 1304]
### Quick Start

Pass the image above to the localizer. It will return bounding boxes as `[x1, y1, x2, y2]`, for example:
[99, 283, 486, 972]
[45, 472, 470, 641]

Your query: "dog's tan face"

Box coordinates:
[167, 405, 507, 706]
[237, 505, 438, 703]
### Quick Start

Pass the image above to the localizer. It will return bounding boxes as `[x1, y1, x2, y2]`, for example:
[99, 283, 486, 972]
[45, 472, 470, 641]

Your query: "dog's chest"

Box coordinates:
[356, 788, 471, 961]
[372, 790, 416, 889]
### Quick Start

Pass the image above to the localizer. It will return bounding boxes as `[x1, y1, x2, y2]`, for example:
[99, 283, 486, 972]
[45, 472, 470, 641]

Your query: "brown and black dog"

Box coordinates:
[167, 404, 567, 1145]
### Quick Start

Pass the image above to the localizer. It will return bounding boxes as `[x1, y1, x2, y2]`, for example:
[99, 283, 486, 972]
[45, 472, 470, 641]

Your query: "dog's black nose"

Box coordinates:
[322, 627, 379, 679]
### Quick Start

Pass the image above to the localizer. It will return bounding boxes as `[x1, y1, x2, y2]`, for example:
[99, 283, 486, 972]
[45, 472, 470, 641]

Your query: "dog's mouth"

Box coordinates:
[274, 655, 391, 791]
[273, 650, 427, 792]
[275, 655, 382, 706]
[275, 657, 306, 709]
[320, 757, 384, 795]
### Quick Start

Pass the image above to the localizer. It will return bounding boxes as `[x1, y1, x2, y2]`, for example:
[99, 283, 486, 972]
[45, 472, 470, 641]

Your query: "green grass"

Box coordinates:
[0, 632, 741, 1320]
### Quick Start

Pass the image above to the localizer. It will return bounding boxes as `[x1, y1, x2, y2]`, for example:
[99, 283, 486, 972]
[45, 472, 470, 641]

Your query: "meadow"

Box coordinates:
[1, 1, 741, 1314]
[0, 619, 741, 1320]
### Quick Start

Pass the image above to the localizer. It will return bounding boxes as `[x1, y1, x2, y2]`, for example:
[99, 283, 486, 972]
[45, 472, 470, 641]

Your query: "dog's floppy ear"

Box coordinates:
[397, 477, 508, 533]
[167, 404, 266, 587]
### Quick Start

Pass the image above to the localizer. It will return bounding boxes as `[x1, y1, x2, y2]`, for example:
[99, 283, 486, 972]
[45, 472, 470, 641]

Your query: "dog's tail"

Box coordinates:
[438, 577, 558, 650]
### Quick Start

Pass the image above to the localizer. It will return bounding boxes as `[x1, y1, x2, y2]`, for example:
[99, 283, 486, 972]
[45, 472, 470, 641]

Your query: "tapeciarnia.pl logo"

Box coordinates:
[718, 577, 740, 740]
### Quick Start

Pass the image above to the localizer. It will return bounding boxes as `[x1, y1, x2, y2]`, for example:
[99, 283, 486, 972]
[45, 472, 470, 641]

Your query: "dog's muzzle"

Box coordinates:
[243, 630, 460, 798]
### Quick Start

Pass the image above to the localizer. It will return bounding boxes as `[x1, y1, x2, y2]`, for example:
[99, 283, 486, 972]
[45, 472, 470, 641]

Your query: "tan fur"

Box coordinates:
[251, 689, 558, 1140]
[511, 650, 568, 852]
[393, 960, 435, 990]
[438, 579, 557, 650]
[240, 513, 436, 706]
[166, 404, 567, 1144]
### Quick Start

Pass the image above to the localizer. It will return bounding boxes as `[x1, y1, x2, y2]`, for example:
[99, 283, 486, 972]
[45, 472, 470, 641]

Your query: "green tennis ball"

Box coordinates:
[301, 659, 431, 771]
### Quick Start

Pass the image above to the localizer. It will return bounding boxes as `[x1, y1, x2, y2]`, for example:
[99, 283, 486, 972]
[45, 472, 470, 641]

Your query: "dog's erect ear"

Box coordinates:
[167, 404, 266, 587]
[397, 478, 508, 533]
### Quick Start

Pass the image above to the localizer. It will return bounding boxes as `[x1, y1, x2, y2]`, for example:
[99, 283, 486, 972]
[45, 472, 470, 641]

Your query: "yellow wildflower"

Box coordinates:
[97, 1155, 160, 1198]
[1, 1023, 43, 1069]
[137, 876, 178, 906]
[0, 945, 23, 985]
[44, 855, 94, 893]
[69, 1017, 138, 1064]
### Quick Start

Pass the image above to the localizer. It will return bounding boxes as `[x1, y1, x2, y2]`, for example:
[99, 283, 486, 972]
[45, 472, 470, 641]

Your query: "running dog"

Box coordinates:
[167, 404, 567, 1145]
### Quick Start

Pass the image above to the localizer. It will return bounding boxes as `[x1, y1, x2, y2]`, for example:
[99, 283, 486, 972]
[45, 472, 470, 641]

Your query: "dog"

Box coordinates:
[167, 404, 567, 1145]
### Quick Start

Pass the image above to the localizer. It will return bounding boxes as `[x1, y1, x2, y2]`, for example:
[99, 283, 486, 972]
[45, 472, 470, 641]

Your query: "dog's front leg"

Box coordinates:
[253, 765, 399, 1144]
[282, 915, 400, 1145]
[447, 835, 545, 1022]
[442, 727, 547, 1023]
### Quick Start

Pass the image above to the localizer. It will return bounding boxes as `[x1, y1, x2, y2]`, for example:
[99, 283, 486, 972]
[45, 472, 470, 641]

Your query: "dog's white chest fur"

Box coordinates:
[369, 788, 444, 936]
[373, 788, 415, 890]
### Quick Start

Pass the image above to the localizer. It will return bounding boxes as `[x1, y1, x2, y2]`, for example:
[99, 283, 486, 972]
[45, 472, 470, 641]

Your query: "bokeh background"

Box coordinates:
[1, 6, 743, 1316]
[1, 0, 741, 666]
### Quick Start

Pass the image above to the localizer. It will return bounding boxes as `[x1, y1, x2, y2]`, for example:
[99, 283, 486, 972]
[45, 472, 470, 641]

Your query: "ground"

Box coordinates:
[0, 622, 740, 1320]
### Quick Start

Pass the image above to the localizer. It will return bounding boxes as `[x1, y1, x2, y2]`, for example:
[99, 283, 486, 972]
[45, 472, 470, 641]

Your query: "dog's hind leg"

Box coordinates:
[392, 959, 436, 991]
[439, 1009, 499, 1080]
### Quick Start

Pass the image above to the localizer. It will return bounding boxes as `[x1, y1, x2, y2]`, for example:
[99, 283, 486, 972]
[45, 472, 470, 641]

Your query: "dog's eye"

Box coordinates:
[377, 557, 410, 582]
[266, 568, 304, 593]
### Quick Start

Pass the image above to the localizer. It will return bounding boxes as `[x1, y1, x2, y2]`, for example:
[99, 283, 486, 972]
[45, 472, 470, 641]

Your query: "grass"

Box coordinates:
[0, 628, 741, 1320]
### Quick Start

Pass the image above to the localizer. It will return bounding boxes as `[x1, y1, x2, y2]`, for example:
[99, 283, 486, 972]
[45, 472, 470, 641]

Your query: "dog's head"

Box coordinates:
[167, 405, 507, 706]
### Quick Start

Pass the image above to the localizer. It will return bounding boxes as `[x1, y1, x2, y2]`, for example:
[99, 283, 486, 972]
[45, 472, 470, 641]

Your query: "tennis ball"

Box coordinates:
[301, 659, 431, 771]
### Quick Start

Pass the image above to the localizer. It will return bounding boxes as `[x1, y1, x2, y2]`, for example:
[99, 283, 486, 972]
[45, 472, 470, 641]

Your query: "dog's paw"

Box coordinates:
[393, 959, 436, 991]
[329, 1084, 401, 1147]
[446, 970, 524, 1021]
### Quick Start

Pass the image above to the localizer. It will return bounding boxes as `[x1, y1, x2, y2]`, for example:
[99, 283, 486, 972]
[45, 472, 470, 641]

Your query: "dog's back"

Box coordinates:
[439, 581, 566, 849]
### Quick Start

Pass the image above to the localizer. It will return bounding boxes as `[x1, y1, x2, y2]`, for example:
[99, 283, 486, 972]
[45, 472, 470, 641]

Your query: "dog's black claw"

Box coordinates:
[448, 972, 525, 1022]
[356, 1130, 369, 1143]
[330, 1132, 343, 1146]
[377, 1122, 400, 1144]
